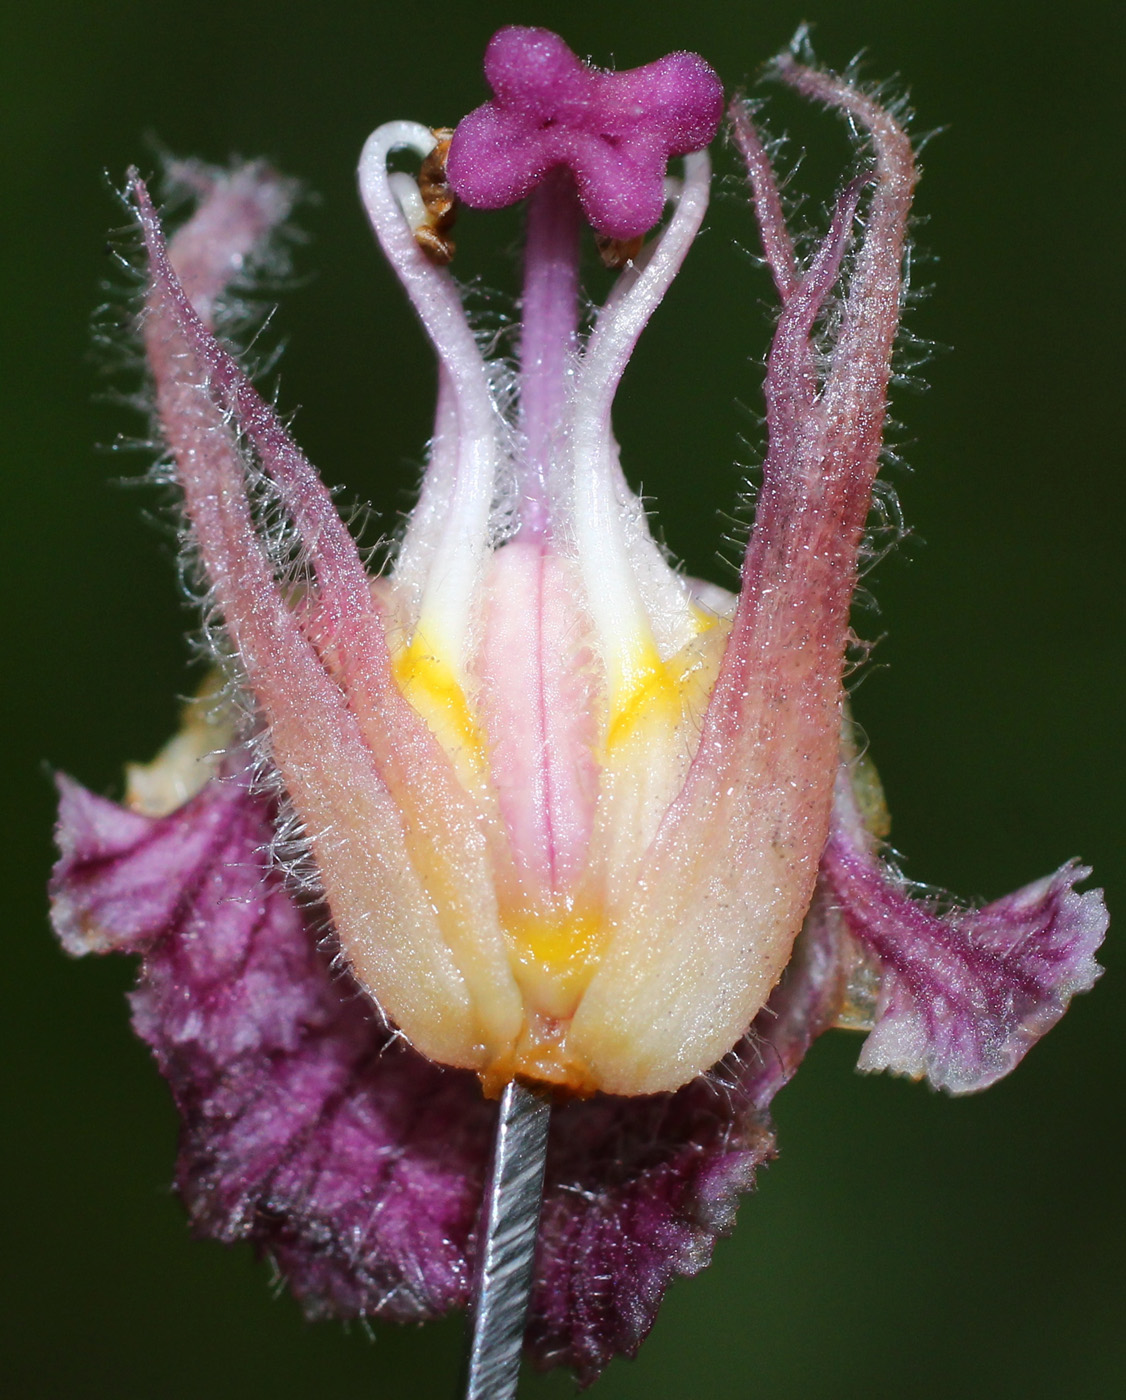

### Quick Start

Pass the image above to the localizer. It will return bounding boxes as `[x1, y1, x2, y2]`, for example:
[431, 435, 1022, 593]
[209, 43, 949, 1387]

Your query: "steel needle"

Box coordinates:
[462, 1079, 552, 1400]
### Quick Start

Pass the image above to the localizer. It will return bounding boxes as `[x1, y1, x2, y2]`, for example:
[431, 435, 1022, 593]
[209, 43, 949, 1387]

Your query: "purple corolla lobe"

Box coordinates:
[447, 25, 723, 238]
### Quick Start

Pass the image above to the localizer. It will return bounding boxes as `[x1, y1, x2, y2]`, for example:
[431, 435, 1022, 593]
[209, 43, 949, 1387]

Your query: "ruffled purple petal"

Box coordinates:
[49, 761, 848, 1377]
[51, 758, 492, 1318]
[447, 26, 723, 238]
[821, 766, 1106, 1094]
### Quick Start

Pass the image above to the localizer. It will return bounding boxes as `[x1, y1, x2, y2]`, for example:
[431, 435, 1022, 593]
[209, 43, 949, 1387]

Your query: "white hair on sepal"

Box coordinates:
[265, 790, 323, 895]
[97, 307, 326, 837]
[854, 475, 910, 592]
[99, 157, 299, 449]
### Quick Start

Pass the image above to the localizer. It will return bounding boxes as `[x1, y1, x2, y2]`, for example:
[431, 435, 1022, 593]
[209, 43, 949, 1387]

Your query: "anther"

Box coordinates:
[415, 128, 458, 264]
[595, 233, 645, 269]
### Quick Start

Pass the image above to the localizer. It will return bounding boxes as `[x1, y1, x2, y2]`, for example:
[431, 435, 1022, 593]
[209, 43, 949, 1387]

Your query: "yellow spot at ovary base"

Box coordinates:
[504, 906, 608, 1023]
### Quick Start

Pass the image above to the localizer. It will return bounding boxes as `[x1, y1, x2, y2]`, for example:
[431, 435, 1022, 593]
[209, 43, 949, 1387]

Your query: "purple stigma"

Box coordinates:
[446, 26, 723, 240]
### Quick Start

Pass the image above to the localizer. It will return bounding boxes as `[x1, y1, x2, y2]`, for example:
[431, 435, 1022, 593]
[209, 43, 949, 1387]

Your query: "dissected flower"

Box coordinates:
[50, 26, 1105, 1382]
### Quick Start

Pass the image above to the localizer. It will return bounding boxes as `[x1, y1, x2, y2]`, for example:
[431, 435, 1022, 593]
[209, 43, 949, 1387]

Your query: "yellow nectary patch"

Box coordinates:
[604, 609, 725, 749]
[391, 631, 484, 779]
[604, 641, 682, 750]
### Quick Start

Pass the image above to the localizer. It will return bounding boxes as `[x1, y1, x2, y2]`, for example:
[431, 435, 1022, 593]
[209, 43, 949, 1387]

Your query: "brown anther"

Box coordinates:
[413, 127, 458, 264]
[414, 224, 456, 266]
[419, 128, 457, 230]
[596, 233, 645, 269]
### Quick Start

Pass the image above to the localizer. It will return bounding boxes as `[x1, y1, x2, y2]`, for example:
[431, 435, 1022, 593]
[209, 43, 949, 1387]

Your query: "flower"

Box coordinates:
[49, 27, 1106, 1382]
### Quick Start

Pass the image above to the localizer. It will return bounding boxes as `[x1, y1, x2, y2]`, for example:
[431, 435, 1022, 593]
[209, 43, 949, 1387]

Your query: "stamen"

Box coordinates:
[387, 137, 457, 266]
[392, 365, 459, 617]
[388, 171, 429, 234]
[578, 151, 711, 437]
[359, 122, 501, 679]
[568, 152, 712, 703]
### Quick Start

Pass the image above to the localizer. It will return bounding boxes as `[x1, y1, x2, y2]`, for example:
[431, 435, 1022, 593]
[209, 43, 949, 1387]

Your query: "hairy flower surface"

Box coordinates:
[50, 26, 1106, 1380]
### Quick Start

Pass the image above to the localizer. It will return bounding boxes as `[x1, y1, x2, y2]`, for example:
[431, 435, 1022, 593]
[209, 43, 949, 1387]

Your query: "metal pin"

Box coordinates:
[462, 1079, 552, 1400]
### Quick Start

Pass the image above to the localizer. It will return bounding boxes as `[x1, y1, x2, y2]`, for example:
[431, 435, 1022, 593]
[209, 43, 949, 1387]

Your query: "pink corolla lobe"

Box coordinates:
[49, 28, 1105, 1381]
[446, 25, 723, 238]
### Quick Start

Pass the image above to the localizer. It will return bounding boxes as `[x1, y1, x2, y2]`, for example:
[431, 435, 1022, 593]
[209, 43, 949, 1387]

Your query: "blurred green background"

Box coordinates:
[4, 0, 1123, 1395]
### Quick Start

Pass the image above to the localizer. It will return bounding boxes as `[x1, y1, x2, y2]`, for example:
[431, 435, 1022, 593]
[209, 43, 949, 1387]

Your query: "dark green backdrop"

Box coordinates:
[5, 1, 1122, 1396]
